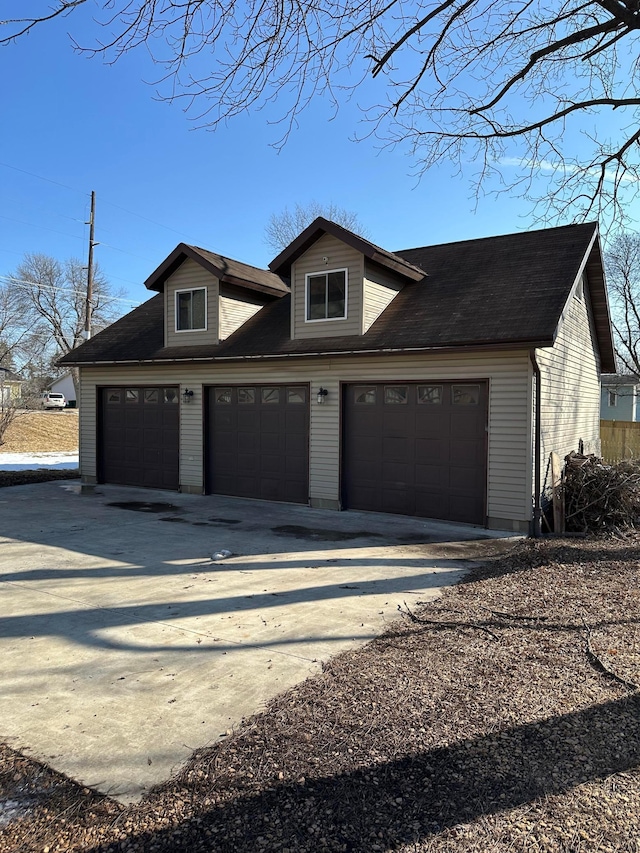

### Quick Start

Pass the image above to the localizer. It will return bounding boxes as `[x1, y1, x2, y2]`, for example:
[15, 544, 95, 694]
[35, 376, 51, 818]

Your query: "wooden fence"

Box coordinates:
[600, 420, 640, 463]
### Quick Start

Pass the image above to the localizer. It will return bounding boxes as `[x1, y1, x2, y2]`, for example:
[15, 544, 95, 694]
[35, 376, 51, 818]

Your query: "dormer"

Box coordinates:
[270, 218, 426, 340]
[144, 243, 289, 347]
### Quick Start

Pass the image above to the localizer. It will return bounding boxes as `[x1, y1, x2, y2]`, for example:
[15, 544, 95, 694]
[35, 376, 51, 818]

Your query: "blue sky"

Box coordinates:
[0, 5, 632, 309]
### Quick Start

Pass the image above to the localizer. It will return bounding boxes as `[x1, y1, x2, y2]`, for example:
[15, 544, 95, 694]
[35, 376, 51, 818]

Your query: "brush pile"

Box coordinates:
[564, 451, 640, 532]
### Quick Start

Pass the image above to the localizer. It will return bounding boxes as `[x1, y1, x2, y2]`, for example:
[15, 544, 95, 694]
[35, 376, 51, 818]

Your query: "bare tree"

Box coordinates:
[605, 233, 640, 378]
[3, 1, 640, 222]
[9, 254, 123, 367]
[265, 202, 369, 252]
[0, 282, 31, 367]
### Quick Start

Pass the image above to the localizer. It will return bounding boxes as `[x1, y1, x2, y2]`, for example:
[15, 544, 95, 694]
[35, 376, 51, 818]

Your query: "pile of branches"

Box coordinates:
[564, 452, 640, 533]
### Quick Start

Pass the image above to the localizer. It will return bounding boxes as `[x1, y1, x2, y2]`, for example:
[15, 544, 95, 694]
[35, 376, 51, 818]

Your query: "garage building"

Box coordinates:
[60, 218, 615, 533]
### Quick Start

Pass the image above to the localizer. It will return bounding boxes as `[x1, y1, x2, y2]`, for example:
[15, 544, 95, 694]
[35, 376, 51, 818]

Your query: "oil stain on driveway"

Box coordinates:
[0, 480, 517, 802]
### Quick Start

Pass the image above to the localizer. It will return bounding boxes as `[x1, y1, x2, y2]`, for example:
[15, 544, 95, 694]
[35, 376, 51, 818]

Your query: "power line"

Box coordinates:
[0, 214, 85, 243]
[98, 242, 157, 263]
[3, 193, 87, 227]
[100, 198, 194, 241]
[0, 160, 199, 243]
[0, 275, 142, 307]
[0, 161, 86, 195]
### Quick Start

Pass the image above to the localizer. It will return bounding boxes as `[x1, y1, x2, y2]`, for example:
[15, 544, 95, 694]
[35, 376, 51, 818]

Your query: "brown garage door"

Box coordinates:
[343, 381, 488, 524]
[207, 385, 309, 503]
[99, 386, 180, 490]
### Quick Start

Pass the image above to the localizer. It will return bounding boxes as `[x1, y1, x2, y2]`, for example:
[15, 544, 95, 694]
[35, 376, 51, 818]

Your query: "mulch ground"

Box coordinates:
[2, 536, 640, 852]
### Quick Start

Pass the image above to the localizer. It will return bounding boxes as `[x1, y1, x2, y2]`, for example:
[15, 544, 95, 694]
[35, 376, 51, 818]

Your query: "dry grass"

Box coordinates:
[2, 537, 640, 851]
[0, 410, 79, 453]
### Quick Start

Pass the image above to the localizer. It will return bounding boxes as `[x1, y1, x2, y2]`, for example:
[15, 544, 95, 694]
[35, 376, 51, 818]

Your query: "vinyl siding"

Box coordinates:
[79, 349, 533, 528]
[291, 234, 364, 339]
[536, 283, 602, 470]
[600, 384, 637, 421]
[165, 259, 219, 347]
[363, 260, 404, 333]
[219, 292, 264, 341]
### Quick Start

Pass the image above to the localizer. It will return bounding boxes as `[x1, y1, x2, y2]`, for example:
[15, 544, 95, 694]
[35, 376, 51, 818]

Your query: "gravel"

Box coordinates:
[2, 536, 640, 852]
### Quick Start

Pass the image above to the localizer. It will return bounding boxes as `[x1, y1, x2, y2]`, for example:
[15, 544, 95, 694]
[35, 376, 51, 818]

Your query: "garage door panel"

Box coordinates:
[215, 412, 235, 430]
[415, 438, 448, 464]
[349, 485, 381, 511]
[260, 454, 282, 474]
[286, 456, 307, 478]
[260, 478, 280, 500]
[381, 488, 412, 515]
[260, 433, 281, 453]
[237, 410, 256, 429]
[451, 419, 484, 439]
[237, 454, 258, 474]
[350, 436, 380, 461]
[214, 432, 237, 453]
[415, 490, 451, 520]
[285, 433, 306, 455]
[381, 461, 412, 486]
[450, 439, 485, 465]
[415, 413, 449, 438]
[207, 385, 309, 504]
[344, 382, 487, 525]
[237, 432, 257, 453]
[382, 435, 410, 460]
[285, 410, 307, 431]
[100, 387, 179, 491]
[449, 465, 484, 490]
[415, 464, 448, 489]
[382, 412, 411, 434]
[260, 410, 281, 431]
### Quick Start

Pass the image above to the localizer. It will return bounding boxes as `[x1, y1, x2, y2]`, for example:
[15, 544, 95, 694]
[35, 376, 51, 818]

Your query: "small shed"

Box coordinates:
[49, 373, 77, 407]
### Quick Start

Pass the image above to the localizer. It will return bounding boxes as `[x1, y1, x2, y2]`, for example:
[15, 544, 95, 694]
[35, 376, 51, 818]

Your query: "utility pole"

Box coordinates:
[85, 191, 96, 339]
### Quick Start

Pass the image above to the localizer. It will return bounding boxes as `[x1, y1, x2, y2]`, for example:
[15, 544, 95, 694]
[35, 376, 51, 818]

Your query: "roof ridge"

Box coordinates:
[395, 221, 597, 255]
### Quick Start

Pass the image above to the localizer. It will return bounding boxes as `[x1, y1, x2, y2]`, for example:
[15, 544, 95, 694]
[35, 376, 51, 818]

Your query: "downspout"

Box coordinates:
[529, 349, 542, 538]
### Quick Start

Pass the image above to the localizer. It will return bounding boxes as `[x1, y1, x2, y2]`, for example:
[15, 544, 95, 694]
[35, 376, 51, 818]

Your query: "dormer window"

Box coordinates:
[176, 288, 206, 331]
[306, 269, 347, 322]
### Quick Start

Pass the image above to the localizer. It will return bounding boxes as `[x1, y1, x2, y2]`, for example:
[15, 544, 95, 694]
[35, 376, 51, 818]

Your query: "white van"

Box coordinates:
[41, 392, 66, 410]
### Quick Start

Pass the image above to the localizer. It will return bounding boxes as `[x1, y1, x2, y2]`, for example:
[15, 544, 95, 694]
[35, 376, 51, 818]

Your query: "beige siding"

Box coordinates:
[78, 367, 97, 483]
[536, 282, 601, 475]
[363, 260, 404, 332]
[165, 259, 219, 347]
[79, 350, 533, 529]
[219, 295, 263, 341]
[291, 234, 364, 338]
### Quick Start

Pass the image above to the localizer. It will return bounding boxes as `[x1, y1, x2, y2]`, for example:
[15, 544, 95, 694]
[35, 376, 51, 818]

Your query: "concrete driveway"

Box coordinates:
[0, 480, 518, 802]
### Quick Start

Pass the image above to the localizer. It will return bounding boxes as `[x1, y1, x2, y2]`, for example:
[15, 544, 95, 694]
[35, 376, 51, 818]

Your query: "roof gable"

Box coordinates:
[145, 243, 289, 298]
[269, 217, 426, 282]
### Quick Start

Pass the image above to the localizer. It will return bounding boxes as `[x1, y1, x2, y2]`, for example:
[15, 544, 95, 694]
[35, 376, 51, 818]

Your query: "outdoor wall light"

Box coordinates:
[317, 387, 328, 404]
[183, 388, 194, 403]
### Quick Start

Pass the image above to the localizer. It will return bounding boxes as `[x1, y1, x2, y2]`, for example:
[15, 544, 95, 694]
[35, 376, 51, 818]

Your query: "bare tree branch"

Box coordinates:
[5, 0, 640, 223]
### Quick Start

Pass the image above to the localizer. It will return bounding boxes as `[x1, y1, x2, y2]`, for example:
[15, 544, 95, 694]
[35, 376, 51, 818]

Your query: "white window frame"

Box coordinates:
[175, 287, 207, 332]
[608, 389, 617, 407]
[304, 268, 348, 323]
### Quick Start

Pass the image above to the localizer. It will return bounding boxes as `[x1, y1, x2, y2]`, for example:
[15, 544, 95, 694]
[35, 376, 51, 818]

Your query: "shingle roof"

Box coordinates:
[601, 374, 638, 386]
[59, 221, 615, 371]
[0, 367, 23, 382]
[145, 243, 289, 297]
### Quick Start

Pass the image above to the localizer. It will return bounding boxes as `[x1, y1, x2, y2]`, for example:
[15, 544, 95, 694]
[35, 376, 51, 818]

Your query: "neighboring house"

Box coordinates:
[59, 218, 616, 533]
[0, 368, 23, 407]
[600, 374, 640, 421]
[49, 372, 77, 407]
